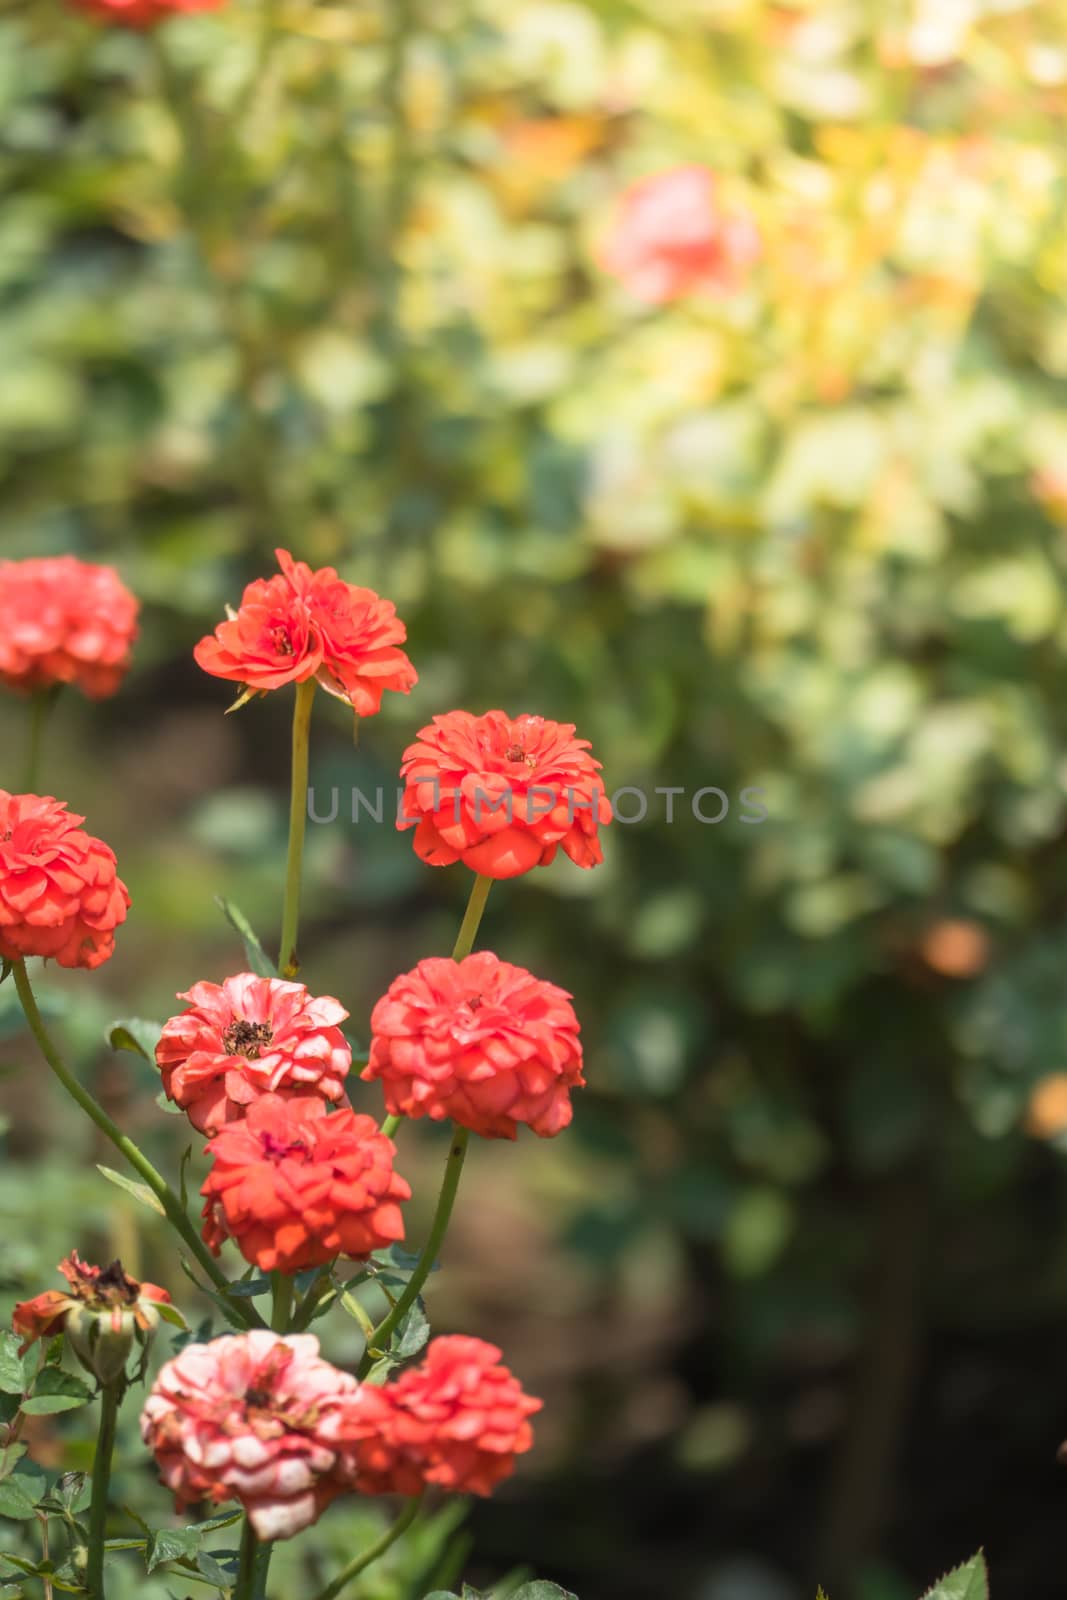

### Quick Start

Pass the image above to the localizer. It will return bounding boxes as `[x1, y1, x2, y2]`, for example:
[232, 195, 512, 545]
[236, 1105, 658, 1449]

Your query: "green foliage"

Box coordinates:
[106, 1020, 163, 1061]
[215, 899, 276, 978]
[96, 1165, 166, 1216]
[921, 1554, 989, 1600]
[425, 1585, 578, 1600]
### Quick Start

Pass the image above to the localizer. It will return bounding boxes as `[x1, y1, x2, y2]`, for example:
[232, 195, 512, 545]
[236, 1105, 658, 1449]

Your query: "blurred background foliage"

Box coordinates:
[3, 0, 1067, 1595]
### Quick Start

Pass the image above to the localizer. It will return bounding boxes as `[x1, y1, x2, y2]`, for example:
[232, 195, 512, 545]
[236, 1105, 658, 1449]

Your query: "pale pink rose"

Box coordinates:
[141, 1332, 365, 1541]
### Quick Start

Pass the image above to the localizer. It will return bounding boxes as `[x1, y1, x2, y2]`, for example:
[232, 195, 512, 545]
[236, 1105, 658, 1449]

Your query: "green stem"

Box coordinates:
[380, 1113, 402, 1139]
[358, 1125, 469, 1378]
[234, 1517, 269, 1600]
[23, 689, 58, 792]
[290, 1264, 335, 1332]
[270, 1274, 293, 1334]
[86, 1385, 120, 1599]
[313, 1498, 421, 1600]
[451, 873, 492, 961]
[11, 961, 260, 1330]
[279, 679, 317, 977]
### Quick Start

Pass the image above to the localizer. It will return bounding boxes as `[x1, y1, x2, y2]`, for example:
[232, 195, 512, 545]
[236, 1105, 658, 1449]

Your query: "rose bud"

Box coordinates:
[13, 1252, 181, 1389]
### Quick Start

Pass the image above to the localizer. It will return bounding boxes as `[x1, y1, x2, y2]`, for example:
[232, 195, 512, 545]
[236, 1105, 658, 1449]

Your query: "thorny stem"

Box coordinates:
[11, 961, 261, 1330]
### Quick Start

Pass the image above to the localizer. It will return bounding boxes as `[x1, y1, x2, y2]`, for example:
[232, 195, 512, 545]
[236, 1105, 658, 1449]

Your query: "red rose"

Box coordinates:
[275, 551, 418, 717]
[200, 1095, 411, 1273]
[0, 792, 130, 970]
[194, 550, 416, 716]
[156, 973, 352, 1135]
[193, 572, 324, 697]
[352, 1336, 542, 1497]
[397, 710, 611, 879]
[0, 557, 137, 700]
[365, 951, 584, 1139]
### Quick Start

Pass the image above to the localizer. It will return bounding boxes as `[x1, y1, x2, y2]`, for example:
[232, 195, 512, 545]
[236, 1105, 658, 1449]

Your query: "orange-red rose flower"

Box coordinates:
[68, 0, 223, 24]
[364, 952, 585, 1139]
[193, 571, 323, 698]
[275, 550, 418, 716]
[194, 549, 416, 716]
[0, 792, 130, 970]
[0, 557, 138, 699]
[397, 710, 611, 879]
[156, 973, 352, 1136]
[200, 1095, 411, 1273]
[14, 1252, 173, 1385]
[141, 1333, 364, 1540]
[351, 1336, 542, 1497]
[598, 165, 760, 304]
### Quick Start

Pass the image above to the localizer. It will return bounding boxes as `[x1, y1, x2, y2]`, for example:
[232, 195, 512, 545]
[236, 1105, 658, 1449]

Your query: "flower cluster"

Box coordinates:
[195, 548, 417, 717]
[365, 952, 585, 1139]
[0, 792, 130, 970]
[598, 165, 760, 305]
[4, 546, 603, 1568]
[398, 709, 611, 878]
[0, 556, 138, 700]
[200, 1095, 411, 1273]
[156, 973, 351, 1135]
[140, 1332, 540, 1539]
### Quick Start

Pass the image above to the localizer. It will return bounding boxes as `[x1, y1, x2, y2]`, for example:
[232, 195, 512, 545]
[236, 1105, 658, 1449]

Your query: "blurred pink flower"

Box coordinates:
[68, 0, 224, 25]
[0, 556, 137, 699]
[598, 165, 760, 305]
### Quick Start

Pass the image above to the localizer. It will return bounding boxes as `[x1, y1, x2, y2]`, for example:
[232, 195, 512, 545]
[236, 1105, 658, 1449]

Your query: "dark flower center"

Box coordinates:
[245, 1387, 271, 1409]
[259, 1132, 307, 1161]
[466, 996, 484, 1012]
[270, 625, 295, 657]
[224, 1020, 274, 1059]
